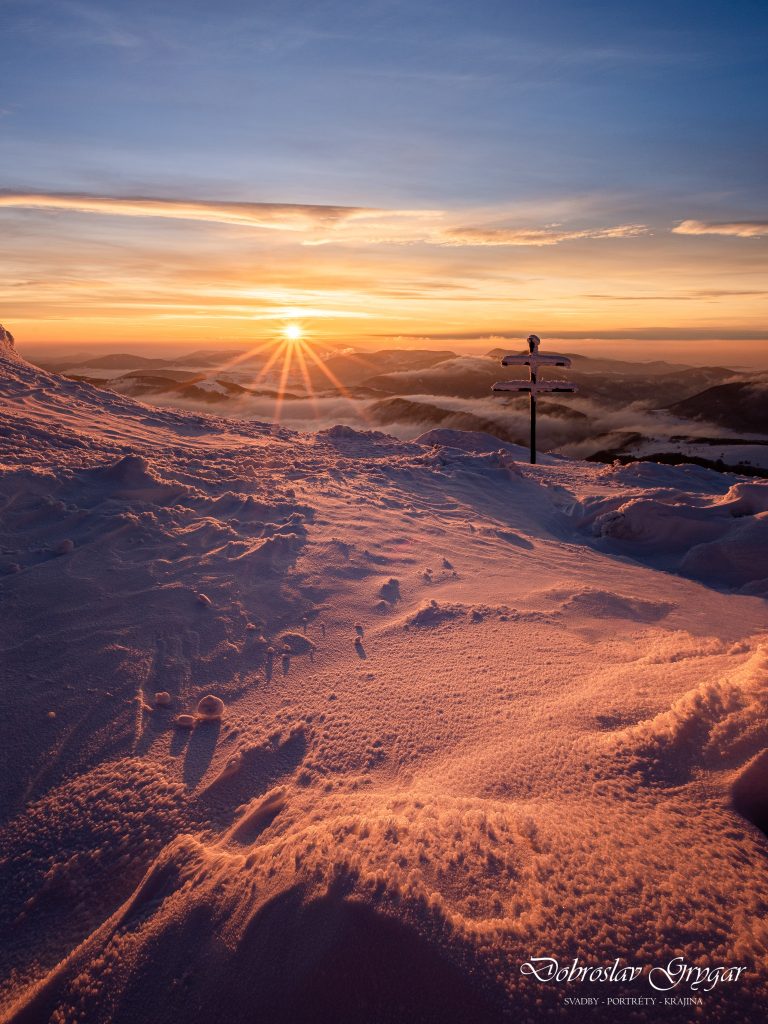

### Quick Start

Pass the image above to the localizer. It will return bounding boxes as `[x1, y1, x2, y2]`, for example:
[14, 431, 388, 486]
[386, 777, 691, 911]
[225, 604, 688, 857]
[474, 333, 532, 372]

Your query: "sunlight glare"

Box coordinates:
[282, 322, 303, 342]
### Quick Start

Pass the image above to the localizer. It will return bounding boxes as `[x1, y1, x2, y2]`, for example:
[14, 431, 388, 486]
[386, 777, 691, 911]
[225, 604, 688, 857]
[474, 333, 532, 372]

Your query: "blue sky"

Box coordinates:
[3, 0, 766, 210]
[1, 0, 766, 359]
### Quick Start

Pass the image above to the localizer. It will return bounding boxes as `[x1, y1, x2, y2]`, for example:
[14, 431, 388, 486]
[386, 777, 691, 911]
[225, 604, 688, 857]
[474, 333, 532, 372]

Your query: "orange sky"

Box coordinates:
[2, 195, 767, 367]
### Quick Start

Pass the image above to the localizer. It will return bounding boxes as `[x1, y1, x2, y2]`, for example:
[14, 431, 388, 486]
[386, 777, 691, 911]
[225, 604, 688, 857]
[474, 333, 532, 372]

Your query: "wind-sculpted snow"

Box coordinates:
[603, 645, 768, 782]
[578, 470, 768, 591]
[1, 348, 767, 1023]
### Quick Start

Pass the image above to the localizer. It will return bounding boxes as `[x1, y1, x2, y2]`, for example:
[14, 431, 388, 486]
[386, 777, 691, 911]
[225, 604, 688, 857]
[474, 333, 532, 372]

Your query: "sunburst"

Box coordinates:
[197, 319, 373, 427]
[282, 322, 303, 342]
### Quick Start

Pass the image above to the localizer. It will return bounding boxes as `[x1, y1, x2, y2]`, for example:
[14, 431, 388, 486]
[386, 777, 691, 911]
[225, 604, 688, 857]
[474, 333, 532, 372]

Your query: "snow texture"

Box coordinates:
[0, 345, 767, 1023]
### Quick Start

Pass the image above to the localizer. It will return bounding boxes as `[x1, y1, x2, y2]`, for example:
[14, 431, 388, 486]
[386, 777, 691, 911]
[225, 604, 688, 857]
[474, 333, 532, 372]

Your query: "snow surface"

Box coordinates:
[1, 339, 767, 1023]
[629, 438, 768, 472]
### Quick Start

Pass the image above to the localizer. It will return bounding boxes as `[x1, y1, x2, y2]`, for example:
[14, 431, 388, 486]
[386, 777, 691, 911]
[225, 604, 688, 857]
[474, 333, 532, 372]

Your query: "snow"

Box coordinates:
[1, 342, 767, 1023]
[414, 427, 559, 463]
[576, 472, 768, 588]
[630, 438, 768, 471]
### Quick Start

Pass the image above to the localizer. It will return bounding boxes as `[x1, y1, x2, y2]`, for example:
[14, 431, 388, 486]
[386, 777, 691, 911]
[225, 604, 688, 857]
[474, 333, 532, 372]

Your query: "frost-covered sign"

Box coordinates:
[492, 334, 577, 464]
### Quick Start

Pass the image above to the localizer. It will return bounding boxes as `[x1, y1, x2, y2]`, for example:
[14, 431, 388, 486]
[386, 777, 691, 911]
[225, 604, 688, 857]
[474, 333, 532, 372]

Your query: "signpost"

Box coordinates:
[492, 335, 577, 465]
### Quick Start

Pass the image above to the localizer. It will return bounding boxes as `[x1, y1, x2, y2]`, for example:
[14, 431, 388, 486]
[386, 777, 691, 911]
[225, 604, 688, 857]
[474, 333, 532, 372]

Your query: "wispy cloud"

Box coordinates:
[673, 219, 768, 238]
[439, 224, 649, 247]
[4, 0, 144, 50]
[0, 191, 381, 231]
[58, 0, 143, 49]
[584, 289, 768, 300]
[0, 190, 649, 249]
[386, 328, 768, 342]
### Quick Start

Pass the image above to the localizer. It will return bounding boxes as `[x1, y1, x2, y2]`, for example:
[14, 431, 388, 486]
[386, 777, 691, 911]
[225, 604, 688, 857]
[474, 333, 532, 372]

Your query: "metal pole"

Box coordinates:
[491, 336, 575, 462]
[528, 335, 537, 464]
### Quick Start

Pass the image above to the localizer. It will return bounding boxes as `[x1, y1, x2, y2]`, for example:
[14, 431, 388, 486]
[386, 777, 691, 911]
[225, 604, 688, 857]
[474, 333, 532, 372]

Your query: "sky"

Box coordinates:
[1, 0, 767, 365]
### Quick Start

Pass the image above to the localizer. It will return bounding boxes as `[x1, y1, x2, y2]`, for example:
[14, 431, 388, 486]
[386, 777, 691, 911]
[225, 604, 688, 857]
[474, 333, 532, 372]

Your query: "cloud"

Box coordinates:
[311, 220, 649, 247]
[673, 219, 768, 238]
[0, 191, 436, 233]
[583, 289, 768, 300]
[440, 224, 649, 247]
[385, 328, 768, 342]
[0, 190, 650, 249]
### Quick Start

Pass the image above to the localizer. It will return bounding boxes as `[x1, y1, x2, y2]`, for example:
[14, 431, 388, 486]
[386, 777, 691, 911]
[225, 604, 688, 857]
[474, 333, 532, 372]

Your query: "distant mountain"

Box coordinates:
[370, 396, 524, 443]
[369, 395, 586, 445]
[363, 356, 500, 398]
[484, 349, 696, 375]
[40, 349, 251, 374]
[80, 372, 299, 404]
[113, 369, 200, 382]
[363, 354, 736, 407]
[668, 381, 768, 434]
[570, 366, 734, 406]
[167, 349, 248, 368]
[45, 347, 761, 444]
[41, 353, 174, 372]
[308, 349, 456, 389]
[80, 353, 174, 369]
[109, 373, 197, 394]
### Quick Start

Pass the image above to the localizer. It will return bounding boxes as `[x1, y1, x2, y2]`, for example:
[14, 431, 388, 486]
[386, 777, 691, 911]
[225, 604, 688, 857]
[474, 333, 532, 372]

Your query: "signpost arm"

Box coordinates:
[491, 335, 575, 466]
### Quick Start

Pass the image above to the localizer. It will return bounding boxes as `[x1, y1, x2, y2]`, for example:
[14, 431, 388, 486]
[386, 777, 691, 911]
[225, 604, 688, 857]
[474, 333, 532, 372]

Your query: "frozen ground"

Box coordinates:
[625, 437, 768, 473]
[1, 338, 767, 1023]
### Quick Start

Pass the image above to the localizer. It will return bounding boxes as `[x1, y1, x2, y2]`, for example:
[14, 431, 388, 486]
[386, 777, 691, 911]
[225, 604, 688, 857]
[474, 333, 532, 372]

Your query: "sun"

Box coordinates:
[282, 322, 303, 342]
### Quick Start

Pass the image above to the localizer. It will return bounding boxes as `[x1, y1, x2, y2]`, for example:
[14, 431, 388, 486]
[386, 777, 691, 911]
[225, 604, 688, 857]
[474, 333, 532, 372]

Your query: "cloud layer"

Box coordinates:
[0, 191, 649, 247]
[673, 219, 768, 238]
[0, 192, 376, 231]
[5, 193, 765, 249]
[3, 191, 766, 355]
[441, 224, 649, 246]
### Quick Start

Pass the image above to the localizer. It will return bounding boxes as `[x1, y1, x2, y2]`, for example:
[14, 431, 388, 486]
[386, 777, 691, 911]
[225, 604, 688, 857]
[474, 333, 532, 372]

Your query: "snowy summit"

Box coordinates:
[0, 342, 767, 1023]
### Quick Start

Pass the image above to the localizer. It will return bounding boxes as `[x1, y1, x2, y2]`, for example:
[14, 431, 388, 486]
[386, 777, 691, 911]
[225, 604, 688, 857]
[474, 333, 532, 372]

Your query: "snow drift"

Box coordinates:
[1, 344, 767, 1023]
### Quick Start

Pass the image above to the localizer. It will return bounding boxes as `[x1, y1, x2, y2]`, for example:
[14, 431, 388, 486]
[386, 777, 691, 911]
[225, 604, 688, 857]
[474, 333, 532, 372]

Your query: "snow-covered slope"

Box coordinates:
[1, 346, 767, 1023]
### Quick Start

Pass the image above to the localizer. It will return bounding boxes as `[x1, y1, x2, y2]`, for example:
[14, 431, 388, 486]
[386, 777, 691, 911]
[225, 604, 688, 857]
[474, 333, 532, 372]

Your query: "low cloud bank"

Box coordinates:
[122, 383, 739, 459]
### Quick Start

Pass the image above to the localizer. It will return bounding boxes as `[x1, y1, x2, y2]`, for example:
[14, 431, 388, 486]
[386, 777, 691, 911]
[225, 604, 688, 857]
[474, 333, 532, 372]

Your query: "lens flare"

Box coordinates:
[202, 319, 373, 428]
[282, 323, 302, 342]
